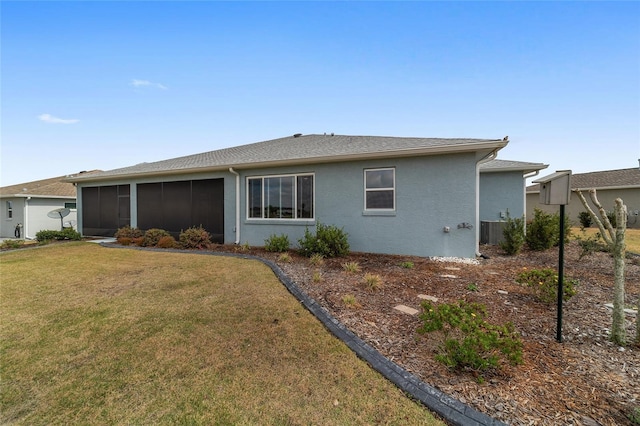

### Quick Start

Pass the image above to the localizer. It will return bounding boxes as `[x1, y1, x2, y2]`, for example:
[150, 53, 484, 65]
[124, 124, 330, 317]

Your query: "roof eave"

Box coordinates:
[68, 140, 508, 184]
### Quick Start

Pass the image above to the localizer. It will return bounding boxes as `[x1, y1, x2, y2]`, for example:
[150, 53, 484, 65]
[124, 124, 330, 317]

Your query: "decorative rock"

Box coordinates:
[497, 290, 508, 295]
[418, 294, 439, 302]
[394, 305, 419, 316]
[440, 274, 458, 279]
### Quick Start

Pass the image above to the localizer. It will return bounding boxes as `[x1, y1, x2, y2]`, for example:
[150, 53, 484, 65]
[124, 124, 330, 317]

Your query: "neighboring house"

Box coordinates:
[526, 165, 640, 229]
[478, 159, 548, 244]
[67, 134, 540, 258]
[0, 174, 86, 239]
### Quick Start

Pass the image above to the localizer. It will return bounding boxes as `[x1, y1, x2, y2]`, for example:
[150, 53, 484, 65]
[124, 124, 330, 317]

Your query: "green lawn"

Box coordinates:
[0, 242, 442, 425]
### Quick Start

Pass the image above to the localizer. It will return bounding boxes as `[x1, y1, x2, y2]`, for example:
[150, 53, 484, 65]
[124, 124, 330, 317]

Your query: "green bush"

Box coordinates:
[575, 231, 608, 259]
[298, 222, 350, 258]
[500, 213, 525, 255]
[515, 268, 578, 304]
[264, 233, 290, 252]
[114, 225, 143, 239]
[1, 240, 24, 250]
[578, 211, 592, 228]
[35, 228, 82, 242]
[418, 301, 523, 378]
[179, 226, 212, 249]
[143, 228, 172, 247]
[526, 208, 570, 251]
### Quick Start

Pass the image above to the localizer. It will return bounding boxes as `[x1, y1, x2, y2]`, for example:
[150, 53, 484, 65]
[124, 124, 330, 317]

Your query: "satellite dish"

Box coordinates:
[47, 208, 71, 230]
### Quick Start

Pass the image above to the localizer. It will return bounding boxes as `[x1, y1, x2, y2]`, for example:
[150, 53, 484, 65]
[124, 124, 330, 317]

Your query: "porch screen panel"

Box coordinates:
[82, 187, 100, 233]
[162, 181, 192, 234]
[82, 185, 130, 236]
[192, 179, 224, 243]
[137, 179, 224, 243]
[137, 183, 163, 230]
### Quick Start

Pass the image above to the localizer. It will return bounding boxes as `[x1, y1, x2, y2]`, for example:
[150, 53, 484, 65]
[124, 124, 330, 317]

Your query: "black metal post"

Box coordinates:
[557, 204, 565, 343]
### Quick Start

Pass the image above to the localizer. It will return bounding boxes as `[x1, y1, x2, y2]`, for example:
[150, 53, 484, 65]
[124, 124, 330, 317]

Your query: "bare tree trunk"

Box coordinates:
[575, 190, 628, 345]
[611, 198, 627, 346]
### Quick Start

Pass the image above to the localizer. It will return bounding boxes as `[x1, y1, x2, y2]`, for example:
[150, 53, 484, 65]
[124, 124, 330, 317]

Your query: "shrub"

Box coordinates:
[143, 228, 171, 247]
[575, 231, 608, 259]
[400, 261, 414, 269]
[118, 237, 132, 246]
[35, 229, 82, 242]
[114, 226, 143, 239]
[156, 235, 177, 248]
[526, 209, 570, 251]
[342, 294, 361, 308]
[312, 270, 323, 282]
[179, 226, 212, 249]
[500, 213, 525, 255]
[277, 252, 292, 263]
[342, 261, 361, 273]
[515, 268, 578, 304]
[132, 237, 145, 247]
[362, 273, 382, 290]
[309, 253, 324, 266]
[578, 211, 592, 228]
[264, 233, 290, 252]
[298, 222, 350, 258]
[418, 301, 523, 378]
[1, 240, 24, 250]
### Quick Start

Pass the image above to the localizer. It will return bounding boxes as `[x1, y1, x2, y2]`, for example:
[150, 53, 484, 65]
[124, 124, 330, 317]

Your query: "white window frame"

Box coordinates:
[364, 168, 396, 211]
[246, 173, 315, 220]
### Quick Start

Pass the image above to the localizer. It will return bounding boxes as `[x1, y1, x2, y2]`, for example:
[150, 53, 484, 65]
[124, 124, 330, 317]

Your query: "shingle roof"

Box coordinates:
[0, 175, 81, 198]
[480, 159, 547, 174]
[527, 167, 640, 192]
[66, 134, 508, 182]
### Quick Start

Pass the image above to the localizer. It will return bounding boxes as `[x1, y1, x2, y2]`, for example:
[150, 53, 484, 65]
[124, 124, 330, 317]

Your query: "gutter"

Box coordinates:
[229, 168, 240, 244]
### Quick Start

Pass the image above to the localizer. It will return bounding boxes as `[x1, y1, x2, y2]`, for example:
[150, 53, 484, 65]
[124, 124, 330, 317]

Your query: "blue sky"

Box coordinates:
[2, 1, 639, 186]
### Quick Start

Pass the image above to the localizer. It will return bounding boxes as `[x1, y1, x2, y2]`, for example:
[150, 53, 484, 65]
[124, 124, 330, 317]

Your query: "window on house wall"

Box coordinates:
[6, 201, 13, 219]
[247, 173, 314, 219]
[364, 168, 395, 210]
[64, 202, 77, 209]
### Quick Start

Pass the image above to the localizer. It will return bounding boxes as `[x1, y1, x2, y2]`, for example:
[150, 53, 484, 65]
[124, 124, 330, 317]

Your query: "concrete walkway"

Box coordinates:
[98, 243, 507, 426]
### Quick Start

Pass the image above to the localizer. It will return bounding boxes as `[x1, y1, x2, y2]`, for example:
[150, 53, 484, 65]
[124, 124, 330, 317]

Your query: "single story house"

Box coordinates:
[526, 165, 640, 229]
[0, 175, 84, 239]
[67, 134, 543, 258]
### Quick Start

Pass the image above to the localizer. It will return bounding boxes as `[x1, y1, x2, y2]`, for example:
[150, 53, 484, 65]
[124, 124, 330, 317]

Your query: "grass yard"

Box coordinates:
[0, 243, 442, 425]
[571, 227, 640, 253]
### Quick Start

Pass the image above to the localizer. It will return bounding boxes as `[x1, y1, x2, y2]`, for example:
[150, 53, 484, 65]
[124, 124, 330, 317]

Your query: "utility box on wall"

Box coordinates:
[533, 170, 572, 206]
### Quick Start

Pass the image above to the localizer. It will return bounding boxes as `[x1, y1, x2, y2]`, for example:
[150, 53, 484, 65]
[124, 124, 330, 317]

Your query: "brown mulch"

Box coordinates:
[223, 242, 639, 425]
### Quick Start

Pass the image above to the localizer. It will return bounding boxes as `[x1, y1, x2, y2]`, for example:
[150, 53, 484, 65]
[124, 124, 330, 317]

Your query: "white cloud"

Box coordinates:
[38, 114, 79, 124]
[130, 79, 167, 90]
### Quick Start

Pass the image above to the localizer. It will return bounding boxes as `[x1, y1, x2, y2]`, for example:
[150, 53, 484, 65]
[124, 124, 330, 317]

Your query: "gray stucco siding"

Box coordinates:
[239, 153, 479, 258]
[479, 171, 525, 221]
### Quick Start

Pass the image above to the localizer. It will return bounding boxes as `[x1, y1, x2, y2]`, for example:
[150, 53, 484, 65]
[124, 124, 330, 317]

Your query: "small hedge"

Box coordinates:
[35, 228, 82, 242]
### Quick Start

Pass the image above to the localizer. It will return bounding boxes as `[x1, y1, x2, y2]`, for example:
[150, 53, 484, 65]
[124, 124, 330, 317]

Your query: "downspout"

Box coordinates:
[522, 170, 541, 233]
[24, 196, 32, 239]
[229, 168, 240, 244]
[475, 149, 499, 255]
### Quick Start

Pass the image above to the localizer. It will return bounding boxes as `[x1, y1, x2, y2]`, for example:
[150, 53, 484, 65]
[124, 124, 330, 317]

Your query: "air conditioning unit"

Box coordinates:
[480, 221, 506, 245]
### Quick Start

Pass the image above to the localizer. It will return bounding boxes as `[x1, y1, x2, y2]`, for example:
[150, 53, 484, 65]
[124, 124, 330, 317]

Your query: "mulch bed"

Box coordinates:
[224, 242, 639, 425]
